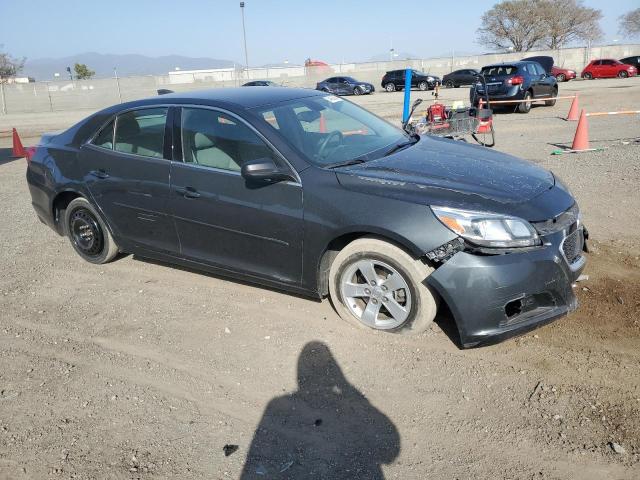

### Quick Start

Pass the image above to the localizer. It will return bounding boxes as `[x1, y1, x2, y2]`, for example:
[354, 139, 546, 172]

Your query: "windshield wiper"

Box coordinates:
[384, 134, 419, 157]
[324, 158, 366, 169]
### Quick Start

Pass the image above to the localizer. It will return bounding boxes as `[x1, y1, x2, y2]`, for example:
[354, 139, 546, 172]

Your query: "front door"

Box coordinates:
[170, 107, 303, 284]
[79, 107, 179, 254]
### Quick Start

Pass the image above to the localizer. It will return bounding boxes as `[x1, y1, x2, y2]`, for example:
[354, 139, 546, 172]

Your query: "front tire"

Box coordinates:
[618, 70, 629, 78]
[65, 197, 118, 264]
[444, 80, 454, 88]
[385, 83, 396, 92]
[418, 81, 428, 91]
[328, 237, 438, 335]
[353, 86, 363, 95]
[583, 72, 593, 80]
[518, 91, 533, 113]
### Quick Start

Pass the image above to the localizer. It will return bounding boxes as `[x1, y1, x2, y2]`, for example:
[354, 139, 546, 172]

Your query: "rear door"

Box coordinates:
[601, 60, 616, 77]
[532, 63, 553, 97]
[591, 60, 604, 77]
[326, 77, 338, 94]
[79, 107, 179, 254]
[170, 106, 303, 283]
[462, 69, 477, 85]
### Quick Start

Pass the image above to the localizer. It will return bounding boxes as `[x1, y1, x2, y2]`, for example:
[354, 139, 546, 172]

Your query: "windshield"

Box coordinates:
[254, 95, 407, 167]
[481, 65, 518, 76]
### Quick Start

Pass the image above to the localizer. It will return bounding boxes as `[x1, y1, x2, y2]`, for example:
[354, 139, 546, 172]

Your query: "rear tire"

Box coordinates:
[385, 83, 396, 92]
[545, 88, 558, 106]
[618, 70, 629, 78]
[518, 91, 533, 113]
[328, 237, 438, 335]
[556, 73, 566, 82]
[65, 197, 118, 264]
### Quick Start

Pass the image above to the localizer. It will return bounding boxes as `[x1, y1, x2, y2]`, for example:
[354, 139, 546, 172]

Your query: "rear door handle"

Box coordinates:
[176, 186, 201, 199]
[89, 169, 109, 179]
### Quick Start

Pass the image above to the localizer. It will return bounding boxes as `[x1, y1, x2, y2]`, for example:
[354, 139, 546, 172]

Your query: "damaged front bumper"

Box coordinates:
[427, 228, 586, 348]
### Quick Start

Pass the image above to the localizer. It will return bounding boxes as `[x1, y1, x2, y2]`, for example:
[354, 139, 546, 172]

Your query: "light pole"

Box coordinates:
[240, 2, 249, 79]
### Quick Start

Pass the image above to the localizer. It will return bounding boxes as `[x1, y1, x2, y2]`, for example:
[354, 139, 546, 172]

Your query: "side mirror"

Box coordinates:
[241, 158, 293, 183]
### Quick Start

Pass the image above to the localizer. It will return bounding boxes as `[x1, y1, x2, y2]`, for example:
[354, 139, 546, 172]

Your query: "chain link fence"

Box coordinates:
[1, 44, 637, 115]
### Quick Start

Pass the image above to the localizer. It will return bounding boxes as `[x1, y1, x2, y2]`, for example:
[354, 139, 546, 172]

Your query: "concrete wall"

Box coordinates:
[1, 43, 638, 114]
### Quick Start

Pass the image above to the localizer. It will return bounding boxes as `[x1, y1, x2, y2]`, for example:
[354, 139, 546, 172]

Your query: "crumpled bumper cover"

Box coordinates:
[427, 233, 585, 348]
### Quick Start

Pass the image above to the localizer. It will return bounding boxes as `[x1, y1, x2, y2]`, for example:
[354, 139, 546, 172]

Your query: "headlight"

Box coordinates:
[431, 206, 540, 248]
[427, 76, 434, 81]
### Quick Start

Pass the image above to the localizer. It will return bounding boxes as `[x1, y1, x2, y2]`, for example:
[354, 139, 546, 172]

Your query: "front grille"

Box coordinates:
[533, 203, 579, 235]
[561, 228, 584, 265]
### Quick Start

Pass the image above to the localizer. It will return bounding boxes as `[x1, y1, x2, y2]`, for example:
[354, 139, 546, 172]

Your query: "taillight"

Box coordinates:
[25, 146, 36, 163]
[507, 75, 524, 86]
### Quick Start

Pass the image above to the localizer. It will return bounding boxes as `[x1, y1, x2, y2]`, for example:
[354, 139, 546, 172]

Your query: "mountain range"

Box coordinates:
[23, 52, 238, 80]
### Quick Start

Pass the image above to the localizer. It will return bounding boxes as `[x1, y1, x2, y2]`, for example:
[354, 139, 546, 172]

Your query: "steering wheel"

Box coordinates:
[317, 130, 344, 159]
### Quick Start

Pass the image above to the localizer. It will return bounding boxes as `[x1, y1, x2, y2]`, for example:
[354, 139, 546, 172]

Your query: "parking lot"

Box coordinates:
[0, 77, 639, 479]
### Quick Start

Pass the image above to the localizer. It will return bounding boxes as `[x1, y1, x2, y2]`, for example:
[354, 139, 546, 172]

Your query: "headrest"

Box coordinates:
[117, 115, 140, 138]
[194, 132, 215, 150]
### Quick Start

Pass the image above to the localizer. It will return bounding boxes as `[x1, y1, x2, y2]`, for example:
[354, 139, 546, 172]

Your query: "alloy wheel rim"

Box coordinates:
[70, 208, 104, 257]
[340, 259, 412, 330]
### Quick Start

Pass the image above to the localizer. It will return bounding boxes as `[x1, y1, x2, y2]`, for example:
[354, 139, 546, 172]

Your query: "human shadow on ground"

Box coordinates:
[240, 341, 400, 479]
[0, 147, 21, 166]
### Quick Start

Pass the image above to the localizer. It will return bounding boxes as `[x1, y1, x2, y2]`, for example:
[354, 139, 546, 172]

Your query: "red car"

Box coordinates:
[551, 66, 577, 82]
[581, 59, 638, 79]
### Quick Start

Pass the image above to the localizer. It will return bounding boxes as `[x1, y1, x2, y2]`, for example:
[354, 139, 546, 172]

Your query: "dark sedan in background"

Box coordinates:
[442, 69, 479, 88]
[316, 76, 374, 95]
[26, 87, 585, 347]
[242, 80, 280, 87]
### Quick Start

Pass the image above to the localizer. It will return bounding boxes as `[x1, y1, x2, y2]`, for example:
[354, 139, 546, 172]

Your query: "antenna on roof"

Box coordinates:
[157, 89, 174, 95]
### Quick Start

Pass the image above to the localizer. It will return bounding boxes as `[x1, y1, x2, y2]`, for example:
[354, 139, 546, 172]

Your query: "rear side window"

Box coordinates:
[92, 119, 114, 150]
[114, 108, 168, 158]
[481, 65, 517, 76]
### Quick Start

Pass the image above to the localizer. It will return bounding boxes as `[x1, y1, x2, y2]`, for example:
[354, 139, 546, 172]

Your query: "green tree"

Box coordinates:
[74, 63, 95, 80]
[0, 45, 25, 83]
[619, 8, 640, 37]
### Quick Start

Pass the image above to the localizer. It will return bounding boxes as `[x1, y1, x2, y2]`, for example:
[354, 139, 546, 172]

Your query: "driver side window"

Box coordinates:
[181, 108, 279, 173]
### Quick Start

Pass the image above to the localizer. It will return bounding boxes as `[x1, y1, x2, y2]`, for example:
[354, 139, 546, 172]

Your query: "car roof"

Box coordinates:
[481, 61, 531, 68]
[132, 87, 323, 109]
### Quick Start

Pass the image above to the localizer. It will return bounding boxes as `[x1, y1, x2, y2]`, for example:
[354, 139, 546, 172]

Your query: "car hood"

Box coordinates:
[335, 136, 570, 221]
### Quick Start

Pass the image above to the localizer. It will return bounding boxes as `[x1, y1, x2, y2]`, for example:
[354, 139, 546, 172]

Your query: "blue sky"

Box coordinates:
[1, 0, 637, 65]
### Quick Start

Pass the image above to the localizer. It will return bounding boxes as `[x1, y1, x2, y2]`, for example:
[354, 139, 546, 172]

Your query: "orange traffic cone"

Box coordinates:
[319, 113, 327, 133]
[12, 128, 27, 157]
[566, 94, 579, 121]
[571, 110, 589, 151]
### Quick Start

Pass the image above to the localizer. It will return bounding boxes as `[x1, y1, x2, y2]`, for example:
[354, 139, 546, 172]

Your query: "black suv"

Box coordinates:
[381, 70, 440, 92]
[470, 60, 558, 113]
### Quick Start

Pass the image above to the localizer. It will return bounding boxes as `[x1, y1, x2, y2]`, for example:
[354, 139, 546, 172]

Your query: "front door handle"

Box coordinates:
[176, 186, 201, 199]
[89, 169, 109, 179]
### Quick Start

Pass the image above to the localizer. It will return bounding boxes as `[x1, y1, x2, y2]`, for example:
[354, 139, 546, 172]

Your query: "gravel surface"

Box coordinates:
[0, 77, 639, 479]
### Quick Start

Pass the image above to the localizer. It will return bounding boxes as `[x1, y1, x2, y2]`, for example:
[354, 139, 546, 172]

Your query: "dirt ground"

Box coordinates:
[0, 77, 639, 479]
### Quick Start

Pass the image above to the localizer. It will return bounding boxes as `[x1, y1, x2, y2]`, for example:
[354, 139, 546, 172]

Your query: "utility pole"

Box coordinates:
[240, 2, 249, 78]
[114, 67, 122, 103]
